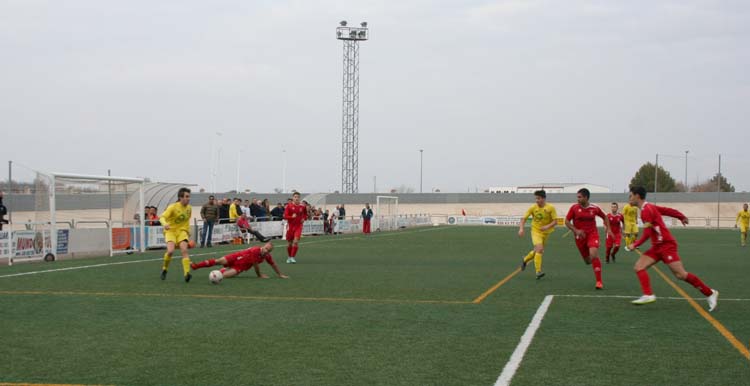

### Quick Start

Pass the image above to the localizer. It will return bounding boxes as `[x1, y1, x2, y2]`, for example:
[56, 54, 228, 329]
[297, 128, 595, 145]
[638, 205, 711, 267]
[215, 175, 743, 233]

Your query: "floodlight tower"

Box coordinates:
[336, 20, 368, 193]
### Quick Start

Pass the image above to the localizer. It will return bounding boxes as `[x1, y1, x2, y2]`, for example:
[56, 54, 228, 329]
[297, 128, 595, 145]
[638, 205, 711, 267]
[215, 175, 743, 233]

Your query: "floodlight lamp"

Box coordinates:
[337, 31, 342, 38]
[349, 31, 357, 38]
[340, 20, 347, 26]
[358, 31, 366, 38]
[360, 22, 367, 27]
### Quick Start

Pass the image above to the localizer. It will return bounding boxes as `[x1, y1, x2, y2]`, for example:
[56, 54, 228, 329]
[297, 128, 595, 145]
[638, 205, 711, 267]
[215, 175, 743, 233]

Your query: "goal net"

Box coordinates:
[15, 171, 145, 265]
[375, 196, 399, 231]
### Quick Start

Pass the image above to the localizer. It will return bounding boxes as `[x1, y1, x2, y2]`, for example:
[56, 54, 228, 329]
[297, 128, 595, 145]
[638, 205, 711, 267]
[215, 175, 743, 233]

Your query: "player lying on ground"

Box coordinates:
[626, 186, 718, 311]
[191, 242, 288, 279]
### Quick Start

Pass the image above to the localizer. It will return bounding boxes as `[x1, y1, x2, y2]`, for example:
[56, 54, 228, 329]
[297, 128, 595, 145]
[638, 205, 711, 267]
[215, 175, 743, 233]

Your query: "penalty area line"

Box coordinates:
[494, 295, 554, 386]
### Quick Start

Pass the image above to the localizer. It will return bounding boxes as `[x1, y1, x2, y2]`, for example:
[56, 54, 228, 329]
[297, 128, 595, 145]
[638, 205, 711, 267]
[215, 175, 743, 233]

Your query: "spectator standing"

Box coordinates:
[261, 199, 271, 221]
[219, 198, 230, 224]
[361, 203, 373, 234]
[229, 198, 240, 223]
[257, 200, 268, 221]
[200, 195, 219, 247]
[339, 204, 346, 219]
[270, 203, 284, 221]
[323, 209, 331, 234]
[241, 200, 251, 217]
[249, 199, 262, 220]
[0, 192, 8, 231]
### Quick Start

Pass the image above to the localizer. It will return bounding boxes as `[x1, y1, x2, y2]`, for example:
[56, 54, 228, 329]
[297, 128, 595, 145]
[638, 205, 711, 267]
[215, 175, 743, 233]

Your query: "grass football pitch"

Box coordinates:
[0, 226, 748, 385]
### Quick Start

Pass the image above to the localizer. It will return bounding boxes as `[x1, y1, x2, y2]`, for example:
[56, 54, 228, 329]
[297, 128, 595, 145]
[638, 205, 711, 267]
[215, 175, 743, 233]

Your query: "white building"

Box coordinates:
[488, 183, 610, 194]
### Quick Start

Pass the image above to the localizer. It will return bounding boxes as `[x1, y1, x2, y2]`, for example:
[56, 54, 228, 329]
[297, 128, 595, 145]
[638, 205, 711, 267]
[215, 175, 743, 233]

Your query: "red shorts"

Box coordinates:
[606, 232, 622, 248]
[643, 241, 681, 264]
[286, 224, 303, 241]
[223, 255, 254, 273]
[575, 231, 600, 258]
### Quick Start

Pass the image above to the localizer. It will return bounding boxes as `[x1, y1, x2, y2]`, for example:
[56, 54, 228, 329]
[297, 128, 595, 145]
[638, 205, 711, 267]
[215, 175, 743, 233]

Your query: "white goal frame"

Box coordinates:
[16, 172, 146, 265]
[375, 196, 399, 232]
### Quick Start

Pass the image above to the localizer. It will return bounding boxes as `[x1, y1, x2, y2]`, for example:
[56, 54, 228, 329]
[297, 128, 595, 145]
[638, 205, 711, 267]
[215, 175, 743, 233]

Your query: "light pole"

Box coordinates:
[684, 150, 689, 192]
[282, 149, 287, 193]
[210, 131, 222, 193]
[337, 20, 369, 193]
[236, 150, 243, 193]
[419, 149, 423, 193]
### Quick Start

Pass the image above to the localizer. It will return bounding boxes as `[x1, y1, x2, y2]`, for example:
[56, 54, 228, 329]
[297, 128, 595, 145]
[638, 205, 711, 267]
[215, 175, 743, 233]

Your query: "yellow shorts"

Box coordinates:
[624, 224, 639, 235]
[531, 230, 551, 246]
[741, 225, 748, 234]
[164, 229, 190, 244]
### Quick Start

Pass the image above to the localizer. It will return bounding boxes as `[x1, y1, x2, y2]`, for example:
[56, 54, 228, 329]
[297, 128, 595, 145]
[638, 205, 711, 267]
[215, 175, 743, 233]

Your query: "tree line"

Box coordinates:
[630, 163, 735, 192]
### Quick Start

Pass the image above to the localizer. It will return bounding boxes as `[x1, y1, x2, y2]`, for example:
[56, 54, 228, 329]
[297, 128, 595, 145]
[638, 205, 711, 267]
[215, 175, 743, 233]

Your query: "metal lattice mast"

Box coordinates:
[337, 21, 368, 193]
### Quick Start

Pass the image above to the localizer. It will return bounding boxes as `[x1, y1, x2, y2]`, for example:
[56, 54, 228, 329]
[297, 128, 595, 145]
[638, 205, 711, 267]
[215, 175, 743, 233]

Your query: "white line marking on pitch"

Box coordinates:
[0, 226, 443, 279]
[494, 295, 554, 386]
[554, 294, 750, 302]
[0, 251, 221, 279]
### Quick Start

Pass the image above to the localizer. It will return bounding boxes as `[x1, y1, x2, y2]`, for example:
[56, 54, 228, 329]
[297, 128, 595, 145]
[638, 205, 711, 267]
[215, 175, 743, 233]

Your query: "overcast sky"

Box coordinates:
[2, 0, 749, 193]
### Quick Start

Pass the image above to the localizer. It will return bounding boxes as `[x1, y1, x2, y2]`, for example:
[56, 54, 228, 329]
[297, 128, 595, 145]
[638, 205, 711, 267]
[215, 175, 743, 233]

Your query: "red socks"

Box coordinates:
[605, 246, 612, 260]
[193, 259, 216, 269]
[685, 273, 713, 296]
[287, 245, 299, 257]
[636, 269, 653, 295]
[591, 257, 602, 282]
[611, 246, 619, 257]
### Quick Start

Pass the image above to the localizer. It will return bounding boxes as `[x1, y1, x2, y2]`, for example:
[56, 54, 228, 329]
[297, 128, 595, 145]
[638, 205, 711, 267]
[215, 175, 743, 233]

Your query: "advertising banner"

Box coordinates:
[57, 229, 69, 255]
[0, 231, 10, 259]
[13, 230, 51, 259]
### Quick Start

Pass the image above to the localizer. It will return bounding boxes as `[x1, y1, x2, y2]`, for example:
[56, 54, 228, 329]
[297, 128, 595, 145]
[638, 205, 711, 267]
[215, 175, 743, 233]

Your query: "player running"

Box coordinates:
[735, 203, 749, 247]
[622, 201, 639, 251]
[564, 188, 613, 290]
[626, 186, 719, 311]
[191, 243, 288, 280]
[605, 203, 624, 263]
[283, 192, 308, 264]
[518, 190, 557, 279]
[159, 187, 194, 282]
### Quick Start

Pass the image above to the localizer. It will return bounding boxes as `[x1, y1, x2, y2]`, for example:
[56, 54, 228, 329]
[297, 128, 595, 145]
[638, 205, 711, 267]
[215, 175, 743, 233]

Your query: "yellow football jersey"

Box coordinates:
[737, 210, 750, 227]
[160, 202, 192, 233]
[524, 203, 557, 233]
[623, 204, 638, 225]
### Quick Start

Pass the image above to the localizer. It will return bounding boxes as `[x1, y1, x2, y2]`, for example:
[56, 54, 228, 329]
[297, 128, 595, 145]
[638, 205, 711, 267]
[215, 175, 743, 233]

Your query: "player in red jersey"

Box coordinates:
[190, 242, 288, 279]
[605, 203, 624, 263]
[283, 192, 308, 264]
[626, 186, 718, 311]
[564, 188, 613, 290]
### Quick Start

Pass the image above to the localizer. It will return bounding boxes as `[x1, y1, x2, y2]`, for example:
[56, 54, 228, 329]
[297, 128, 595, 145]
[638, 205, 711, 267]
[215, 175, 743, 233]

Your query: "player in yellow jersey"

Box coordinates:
[622, 202, 639, 251]
[518, 190, 557, 279]
[735, 203, 750, 247]
[159, 187, 194, 282]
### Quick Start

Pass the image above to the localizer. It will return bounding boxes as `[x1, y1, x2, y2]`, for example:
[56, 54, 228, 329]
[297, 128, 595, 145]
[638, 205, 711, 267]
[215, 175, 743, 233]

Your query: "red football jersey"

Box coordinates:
[607, 213, 624, 234]
[633, 202, 686, 248]
[284, 203, 307, 227]
[566, 204, 606, 233]
[224, 247, 274, 272]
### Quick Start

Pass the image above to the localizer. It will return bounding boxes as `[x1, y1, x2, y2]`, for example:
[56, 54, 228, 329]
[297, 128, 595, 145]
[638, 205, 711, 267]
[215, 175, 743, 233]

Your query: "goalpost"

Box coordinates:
[13, 171, 146, 265]
[375, 196, 399, 232]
